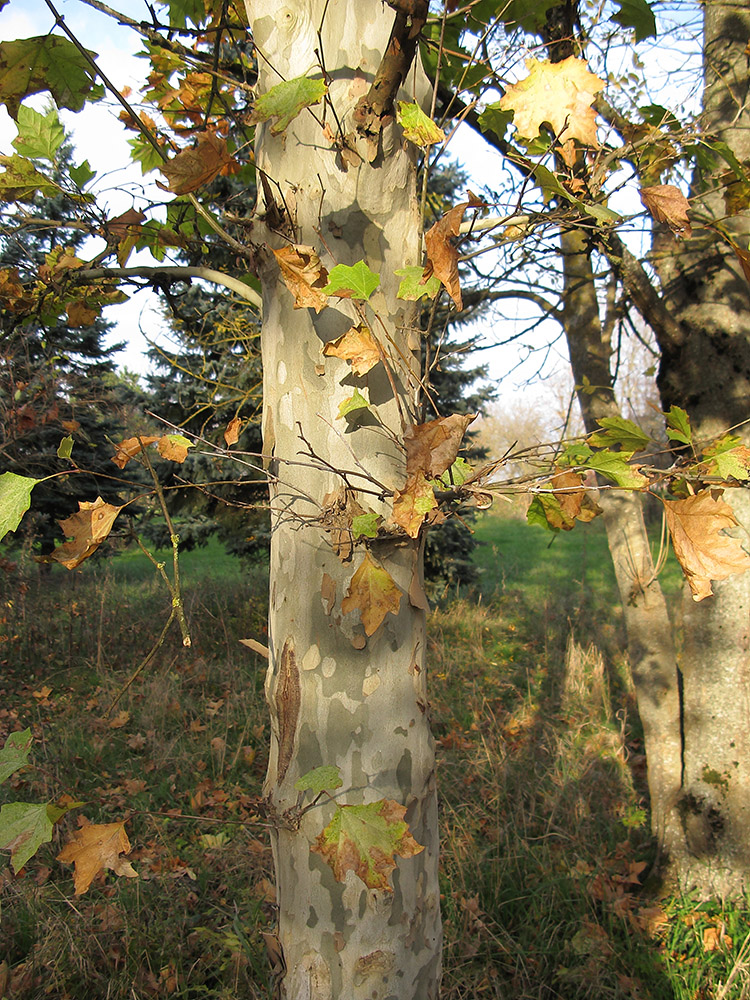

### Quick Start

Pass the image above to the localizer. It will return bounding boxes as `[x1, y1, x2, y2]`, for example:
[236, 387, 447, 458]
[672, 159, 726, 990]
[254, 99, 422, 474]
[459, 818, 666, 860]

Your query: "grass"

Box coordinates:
[1, 516, 749, 999]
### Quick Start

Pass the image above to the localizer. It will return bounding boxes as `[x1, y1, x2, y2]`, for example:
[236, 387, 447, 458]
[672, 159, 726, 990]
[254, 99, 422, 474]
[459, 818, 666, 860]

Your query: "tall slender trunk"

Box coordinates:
[244, 2, 441, 995]
[559, 229, 684, 860]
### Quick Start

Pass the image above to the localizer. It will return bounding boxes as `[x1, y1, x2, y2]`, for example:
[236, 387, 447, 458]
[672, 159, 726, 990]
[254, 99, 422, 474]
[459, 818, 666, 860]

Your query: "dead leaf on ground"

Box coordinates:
[57, 818, 138, 895]
[273, 245, 329, 312]
[404, 413, 476, 479]
[662, 490, 750, 601]
[47, 498, 122, 570]
[322, 325, 381, 375]
[341, 553, 402, 636]
[161, 131, 237, 195]
[499, 56, 605, 145]
[640, 184, 692, 237]
[423, 193, 484, 309]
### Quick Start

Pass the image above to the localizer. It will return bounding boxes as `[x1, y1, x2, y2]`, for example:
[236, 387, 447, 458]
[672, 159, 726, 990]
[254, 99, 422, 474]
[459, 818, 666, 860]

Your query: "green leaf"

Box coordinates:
[294, 765, 343, 795]
[0, 801, 65, 872]
[435, 457, 473, 488]
[526, 494, 560, 533]
[0, 154, 59, 202]
[612, 0, 657, 41]
[477, 102, 514, 142]
[0, 471, 41, 542]
[351, 513, 379, 539]
[312, 798, 424, 892]
[0, 36, 101, 120]
[557, 442, 593, 468]
[394, 266, 441, 301]
[0, 729, 32, 784]
[57, 435, 74, 460]
[665, 405, 692, 445]
[167, 0, 207, 28]
[127, 134, 166, 176]
[396, 102, 445, 147]
[639, 105, 681, 132]
[588, 416, 650, 452]
[324, 261, 380, 301]
[69, 159, 96, 189]
[12, 104, 65, 161]
[699, 435, 750, 481]
[583, 202, 622, 225]
[585, 451, 648, 489]
[493, 0, 558, 32]
[337, 388, 370, 419]
[248, 76, 327, 136]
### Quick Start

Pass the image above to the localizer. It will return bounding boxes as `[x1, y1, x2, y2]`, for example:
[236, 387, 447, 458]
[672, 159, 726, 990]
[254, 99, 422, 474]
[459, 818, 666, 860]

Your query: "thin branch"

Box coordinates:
[76, 266, 263, 310]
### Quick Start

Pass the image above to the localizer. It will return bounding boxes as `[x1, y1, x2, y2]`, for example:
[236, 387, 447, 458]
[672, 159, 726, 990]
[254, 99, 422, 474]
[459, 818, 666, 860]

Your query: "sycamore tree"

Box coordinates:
[2, 0, 750, 995]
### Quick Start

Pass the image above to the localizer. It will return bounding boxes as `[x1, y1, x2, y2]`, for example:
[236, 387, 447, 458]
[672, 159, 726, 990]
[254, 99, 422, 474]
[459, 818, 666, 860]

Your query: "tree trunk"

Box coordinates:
[648, 1, 750, 895]
[244, 2, 441, 995]
[559, 229, 684, 860]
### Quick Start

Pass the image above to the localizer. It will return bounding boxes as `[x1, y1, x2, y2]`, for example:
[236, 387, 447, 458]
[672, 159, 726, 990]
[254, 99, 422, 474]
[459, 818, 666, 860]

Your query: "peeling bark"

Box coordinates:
[244, 1, 440, 994]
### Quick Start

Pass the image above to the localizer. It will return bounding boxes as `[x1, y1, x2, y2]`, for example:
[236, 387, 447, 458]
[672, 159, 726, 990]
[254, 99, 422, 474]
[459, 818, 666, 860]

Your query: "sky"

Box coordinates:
[0, 0, 703, 402]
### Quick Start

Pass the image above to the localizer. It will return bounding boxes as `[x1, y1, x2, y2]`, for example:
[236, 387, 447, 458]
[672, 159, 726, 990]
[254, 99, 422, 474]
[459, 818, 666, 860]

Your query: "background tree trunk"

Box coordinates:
[245, 1, 441, 994]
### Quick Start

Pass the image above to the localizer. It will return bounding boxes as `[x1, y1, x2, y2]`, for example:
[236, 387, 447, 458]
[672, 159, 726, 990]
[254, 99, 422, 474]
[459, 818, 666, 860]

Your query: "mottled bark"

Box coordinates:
[560, 230, 683, 858]
[245, 1, 441, 995]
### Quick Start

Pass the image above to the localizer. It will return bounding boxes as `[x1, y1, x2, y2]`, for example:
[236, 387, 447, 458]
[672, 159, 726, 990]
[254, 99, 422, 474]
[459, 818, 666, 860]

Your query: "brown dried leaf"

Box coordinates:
[662, 490, 750, 601]
[156, 434, 190, 463]
[404, 413, 476, 479]
[322, 325, 380, 376]
[499, 56, 605, 145]
[551, 469, 603, 526]
[66, 299, 99, 328]
[391, 472, 437, 538]
[111, 436, 159, 469]
[0, 267, 34, 312]
[48, 498, 122, 570]
[273, 244, 329, 312]
[640, 184, 692, 237]
[731, 242, 750, 285]
[57, 818, 138, 895]
[161, 131, 237, 195]
[341, 553, 402, 636]
[423, 194, 484, 309]
[105, 208, 146, 242]
[224, 415, 241, 447]
[320, 487, 365, 562]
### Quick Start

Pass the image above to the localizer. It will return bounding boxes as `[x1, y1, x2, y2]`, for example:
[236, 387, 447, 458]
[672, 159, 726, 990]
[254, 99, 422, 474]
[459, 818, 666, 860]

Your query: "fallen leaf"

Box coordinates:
[312, 798, 424, 892]
[161, 131, 237, 195]
[224, 416, 241, 447]
[499, 56, 605, 145]
[640, 184, 692, 237]
[662, 490, 750, 601]
[273, 245, 329, 312]
[423, 194, 484, 309]
[391, 472, 437, 538]
[323, 325, 380, 375]
[57, 818, 138, 895]
[341, 553, 402, 636]
[108, 710, 130, 729]
[47, 498, 122, 570]
[404, 413, 476, 479]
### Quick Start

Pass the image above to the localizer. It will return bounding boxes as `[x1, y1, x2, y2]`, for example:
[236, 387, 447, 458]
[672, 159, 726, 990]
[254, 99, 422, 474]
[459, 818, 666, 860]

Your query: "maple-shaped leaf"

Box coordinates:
[585, 451, 648, 489]
[337, 388, 370, 419]
[111, 435, 159, 469]
[273, 245, 329, 312]
[662, 490, 750, 601]
[323, 325, 380, 375]
[0, 35, 100, 120]
[391, 472, 437, 538]
[66, 299, 99, 328]
[157, 433, 192, 463]
[588, 416, 650, 452]
[161, 131, 237, 195]
[528, 470, 603, 532]
[295, 765, 343, 795]
[404, 413, 476, 479]
[320, 487, 366, 561]
[47, 497, 121, 570]
[499, 57, 604, 146]
[351, 512, 379, 539]
[224, 415, 241, 446]
[394, 266, 441, 301]
[0, 153, 59, 202]
[0, 728, 32, 784]
[0, 801, 67, 873]
[57, 818, 138, 895]
[323, 261, 380, 301]
[612, 0, 657, 41]
[0, 267, 35, 312]
[396, 102, 445, 147]
[423, 195, 484, 309]
[312, 798, 424, 892]
[0, 471, 41, 541]
[12, 105, 65, 161]
[247, 76, 327, 135]
[640, 184, 692, 236]
[699, 435, 750, 481]
[341, 553, 402, 636]
[664, 405, 692, 445]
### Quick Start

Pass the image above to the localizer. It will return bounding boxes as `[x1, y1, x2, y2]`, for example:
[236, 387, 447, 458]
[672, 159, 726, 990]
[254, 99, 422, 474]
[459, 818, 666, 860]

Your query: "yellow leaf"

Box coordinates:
[391, 472, 437, 538]
[57, 818, 138, 895]
[662, 490, 750, 601]
[224, 415, 241, 447]
[341, 553, 402, 636]
[47, 498, 121, 570]
[500, 56, 604, 146]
